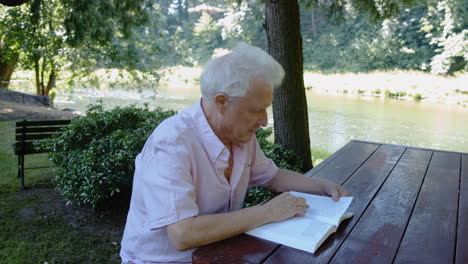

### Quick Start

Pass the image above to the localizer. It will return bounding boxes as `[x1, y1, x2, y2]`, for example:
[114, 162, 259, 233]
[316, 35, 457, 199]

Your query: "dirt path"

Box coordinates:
[0, 89, 80, 121]
[0, 100, 79, 121]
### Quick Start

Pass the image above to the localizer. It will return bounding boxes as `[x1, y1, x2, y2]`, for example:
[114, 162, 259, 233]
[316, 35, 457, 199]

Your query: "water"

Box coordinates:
[54, 87, 468, 154]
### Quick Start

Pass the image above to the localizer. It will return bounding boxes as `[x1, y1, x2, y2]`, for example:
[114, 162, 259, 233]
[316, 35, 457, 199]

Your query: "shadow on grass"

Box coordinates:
[0, 121, 126, 264]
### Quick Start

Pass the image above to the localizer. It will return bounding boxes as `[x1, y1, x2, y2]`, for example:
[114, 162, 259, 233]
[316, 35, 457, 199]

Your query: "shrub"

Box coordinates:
[39, 105, 303, 209]
[37, 104, 176, 208]
[414, 93, 423, 101]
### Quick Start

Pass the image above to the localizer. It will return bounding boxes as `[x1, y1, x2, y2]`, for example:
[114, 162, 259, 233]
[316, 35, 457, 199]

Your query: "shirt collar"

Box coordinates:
[189, 98, 228, 162]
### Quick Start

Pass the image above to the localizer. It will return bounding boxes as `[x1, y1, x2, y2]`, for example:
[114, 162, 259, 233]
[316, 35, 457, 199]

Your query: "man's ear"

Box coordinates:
[214, 93, 229, 113]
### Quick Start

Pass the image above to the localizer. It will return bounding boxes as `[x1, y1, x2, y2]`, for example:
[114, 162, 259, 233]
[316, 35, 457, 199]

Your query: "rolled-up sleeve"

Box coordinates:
[137, 142, 199, 230]
[248, 136, 279, 188]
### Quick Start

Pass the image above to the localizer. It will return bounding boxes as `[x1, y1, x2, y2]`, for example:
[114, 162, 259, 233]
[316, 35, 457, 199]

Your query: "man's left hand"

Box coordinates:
[320, 180, 350, 202]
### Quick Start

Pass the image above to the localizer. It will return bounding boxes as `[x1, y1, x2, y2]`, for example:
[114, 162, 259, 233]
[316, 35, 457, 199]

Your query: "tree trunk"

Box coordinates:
[34, 59, 42, 95]
[40, 58, 46, 95]
[0, 53, 19, 89]
[45, 64, 56, 96]
[265, 0, 313, 172]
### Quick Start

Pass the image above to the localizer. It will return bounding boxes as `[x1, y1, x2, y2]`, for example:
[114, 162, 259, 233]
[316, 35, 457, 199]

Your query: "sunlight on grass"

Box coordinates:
[312, 148, 332, 166]
[0, 121, 121, 263]
[0, 121, 54, 192]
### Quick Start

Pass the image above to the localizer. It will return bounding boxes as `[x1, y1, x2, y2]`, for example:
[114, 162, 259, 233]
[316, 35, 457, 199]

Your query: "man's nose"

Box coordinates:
[258, 111, 268, 127]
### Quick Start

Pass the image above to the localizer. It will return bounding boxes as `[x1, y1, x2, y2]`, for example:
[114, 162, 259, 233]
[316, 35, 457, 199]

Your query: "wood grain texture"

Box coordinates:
[330, 148, 432, 263]
[16, 126, 67, 134]
[305, 141, 379, 178]
[193, 234, 278, 264]
[305, 141, 353, 177]
[192, 142, 468, 264]
[394, 151, 460, 264]
[15, 119, 71, 126]
[264, 144, 406, 264]
[456, 155, 468, 264]
[310, 141, 379, 184]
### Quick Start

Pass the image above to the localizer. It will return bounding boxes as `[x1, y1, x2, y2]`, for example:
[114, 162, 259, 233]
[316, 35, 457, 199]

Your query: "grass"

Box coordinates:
[312, 148, 331, 167]
[0, 121, 121, 264]
[0, 122, 53, 192]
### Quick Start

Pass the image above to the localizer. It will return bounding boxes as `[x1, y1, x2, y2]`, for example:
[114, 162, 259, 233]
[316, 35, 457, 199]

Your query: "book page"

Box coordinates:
[246, 216, 334, 253]
[245, 192, 354, 253]
[290, 191, 353, 226]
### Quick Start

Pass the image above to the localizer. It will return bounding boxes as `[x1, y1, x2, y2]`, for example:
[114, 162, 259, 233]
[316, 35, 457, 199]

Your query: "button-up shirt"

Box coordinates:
[120, 99, 279, 264]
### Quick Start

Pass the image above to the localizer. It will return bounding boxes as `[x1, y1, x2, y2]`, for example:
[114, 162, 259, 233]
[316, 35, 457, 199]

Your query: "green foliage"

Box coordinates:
[192, 12, 223, 64]
[1, 0, 154, 92]
[243, 127, 303, 207]
[428, 0, 468, 75]
[385, 90, 407, 98]
[413, 93, 423, 101]
[301, 0, 466, 74]
[0, 5, 30, 64]
[255, 127, 303, 172]
[36, 105, 302, 209]
[37, 103, 176, 208]
[63, 0, 149, 47]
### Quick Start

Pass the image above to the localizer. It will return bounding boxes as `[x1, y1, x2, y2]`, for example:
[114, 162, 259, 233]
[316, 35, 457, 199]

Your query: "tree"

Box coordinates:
[265, 0, 312, 171]
[264, 0, 417, 172]
[0, 5, 28, 89]
[0, 0, 149, 93]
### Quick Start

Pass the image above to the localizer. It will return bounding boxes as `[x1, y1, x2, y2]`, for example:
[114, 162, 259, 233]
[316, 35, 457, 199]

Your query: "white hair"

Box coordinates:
[200, 42, 285, 98]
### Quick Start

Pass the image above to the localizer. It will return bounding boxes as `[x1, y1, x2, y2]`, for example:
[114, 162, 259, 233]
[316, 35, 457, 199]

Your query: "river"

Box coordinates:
[54, 86, 468, 154]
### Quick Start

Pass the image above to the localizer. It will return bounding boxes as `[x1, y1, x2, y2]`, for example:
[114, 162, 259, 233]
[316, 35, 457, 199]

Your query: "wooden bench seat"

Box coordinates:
[13, 119, 71, 190]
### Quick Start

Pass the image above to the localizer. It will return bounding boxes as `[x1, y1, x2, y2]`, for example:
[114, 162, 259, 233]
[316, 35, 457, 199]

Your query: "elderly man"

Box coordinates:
[120, 43, 349, 264]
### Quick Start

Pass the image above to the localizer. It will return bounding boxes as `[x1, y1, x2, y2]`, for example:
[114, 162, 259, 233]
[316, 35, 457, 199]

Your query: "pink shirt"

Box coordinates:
[120, 99, 279, 264]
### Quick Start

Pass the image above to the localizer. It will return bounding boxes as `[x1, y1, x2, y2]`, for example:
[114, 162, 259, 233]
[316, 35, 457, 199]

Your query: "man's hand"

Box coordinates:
[261, 192, 309, 223]
[319, 180, 350, 202]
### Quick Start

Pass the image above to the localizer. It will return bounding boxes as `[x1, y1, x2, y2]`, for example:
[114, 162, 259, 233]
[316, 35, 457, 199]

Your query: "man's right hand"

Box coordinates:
[260, 192, 309, 223]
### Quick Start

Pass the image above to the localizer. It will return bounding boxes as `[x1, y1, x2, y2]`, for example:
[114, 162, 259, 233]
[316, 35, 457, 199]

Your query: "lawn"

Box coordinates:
[0, 121, 122, 264]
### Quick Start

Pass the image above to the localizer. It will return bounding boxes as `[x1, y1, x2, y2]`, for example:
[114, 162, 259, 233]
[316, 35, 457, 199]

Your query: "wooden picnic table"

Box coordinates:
[193, 140, 468, 264]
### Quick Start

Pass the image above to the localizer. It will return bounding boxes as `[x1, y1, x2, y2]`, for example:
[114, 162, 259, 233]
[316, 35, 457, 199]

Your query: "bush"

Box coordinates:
[39, 106, 302, 209]
[243, 127, 303, 207]
[37, 104, 176, 208]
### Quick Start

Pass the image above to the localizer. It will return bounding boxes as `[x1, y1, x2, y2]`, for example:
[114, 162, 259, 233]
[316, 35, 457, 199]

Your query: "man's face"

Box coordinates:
[222, 79, 273, 145]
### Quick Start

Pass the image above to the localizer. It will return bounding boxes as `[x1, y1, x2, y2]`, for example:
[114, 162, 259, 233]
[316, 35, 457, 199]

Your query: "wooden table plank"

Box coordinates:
[394, 151, 461, 264]
[305, 141, 356, 177]
[310, 141, 379, 184]
[264, 144, 406, 264]
[456, 155, 468, 264]
[330, 148, 432, 263]
[192, 234, 278, 264]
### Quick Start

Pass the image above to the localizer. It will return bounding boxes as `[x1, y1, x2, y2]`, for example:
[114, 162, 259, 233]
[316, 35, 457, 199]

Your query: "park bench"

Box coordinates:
[13, 119, 71, 190]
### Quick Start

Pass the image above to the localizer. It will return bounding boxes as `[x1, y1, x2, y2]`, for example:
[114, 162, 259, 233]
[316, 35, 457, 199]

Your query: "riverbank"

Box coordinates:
[302, 71, 467, 107]
[159, 67, 468, 107]
[9, 68, 468, 108]
[162, 67, 468, 107]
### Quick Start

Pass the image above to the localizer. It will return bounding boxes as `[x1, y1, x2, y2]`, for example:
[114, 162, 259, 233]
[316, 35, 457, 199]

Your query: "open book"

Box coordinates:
[245, 191, 354, 253]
